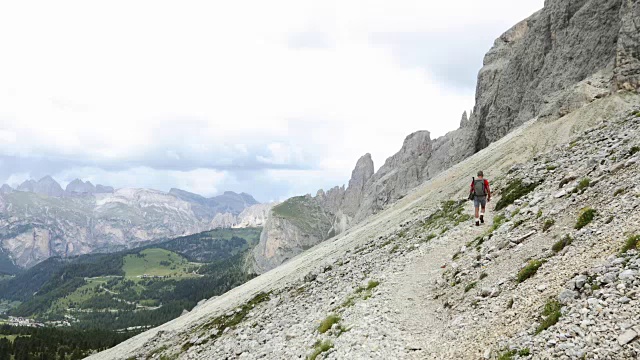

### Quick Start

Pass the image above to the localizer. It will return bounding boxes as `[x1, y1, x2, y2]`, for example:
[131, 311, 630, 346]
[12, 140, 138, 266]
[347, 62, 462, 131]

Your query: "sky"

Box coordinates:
[0, 0, 544, 202]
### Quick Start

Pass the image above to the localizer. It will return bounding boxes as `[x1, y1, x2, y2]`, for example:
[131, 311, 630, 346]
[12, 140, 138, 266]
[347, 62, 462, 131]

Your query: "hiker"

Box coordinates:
[470, 171, 491, 226]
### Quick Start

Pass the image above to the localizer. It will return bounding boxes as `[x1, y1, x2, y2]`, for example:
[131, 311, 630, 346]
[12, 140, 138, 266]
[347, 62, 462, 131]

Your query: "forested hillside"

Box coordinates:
[0, 228, 261, 359]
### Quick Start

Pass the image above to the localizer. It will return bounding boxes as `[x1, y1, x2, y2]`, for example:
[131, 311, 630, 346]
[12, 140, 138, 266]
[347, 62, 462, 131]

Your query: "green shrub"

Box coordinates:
[552, 235, 573, 253]
[574, 178, 590, 194]
[575, 208, 596, 229]
[308, 340, 333, 360]
[536, 210, 543, 219]
[614, 188, 625, 197]
[512, 219, 525, 229]
[479, 272, 488, 280]
[621, 235, 640, 253]
[490, 214, 507, 233]
[517, 260, 543, 283]
[536, 299, 562, 334]
[542, 219, 555, 232]
[495, 179, 541, 211]
[318, 315, 341, 334]
[464, 282, 477, 293]
[630, 146, 640, 156]
[497, 350, 517, 360]
[518, 348, 531, 356]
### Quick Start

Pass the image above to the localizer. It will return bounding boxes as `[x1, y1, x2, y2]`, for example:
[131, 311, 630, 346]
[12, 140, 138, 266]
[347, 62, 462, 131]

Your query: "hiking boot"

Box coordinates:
[480, 214, 484, 224]
[475, 220, 480, 227]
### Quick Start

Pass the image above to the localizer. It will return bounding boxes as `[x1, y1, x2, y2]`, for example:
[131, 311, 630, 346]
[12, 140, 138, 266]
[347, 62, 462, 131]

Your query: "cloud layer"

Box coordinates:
[0, 0, 543, 201]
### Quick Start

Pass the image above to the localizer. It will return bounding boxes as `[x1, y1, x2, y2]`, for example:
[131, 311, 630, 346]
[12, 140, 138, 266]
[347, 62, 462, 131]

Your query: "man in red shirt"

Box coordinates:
[470, 171, 491, 226]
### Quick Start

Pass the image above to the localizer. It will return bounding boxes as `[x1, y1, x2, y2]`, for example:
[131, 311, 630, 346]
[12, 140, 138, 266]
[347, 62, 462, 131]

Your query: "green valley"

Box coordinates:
[0, 228, 261, 359]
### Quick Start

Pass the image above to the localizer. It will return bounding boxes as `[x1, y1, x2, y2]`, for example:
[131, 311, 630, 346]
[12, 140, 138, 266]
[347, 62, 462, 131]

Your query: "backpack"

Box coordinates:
[473, 178, 487, 198]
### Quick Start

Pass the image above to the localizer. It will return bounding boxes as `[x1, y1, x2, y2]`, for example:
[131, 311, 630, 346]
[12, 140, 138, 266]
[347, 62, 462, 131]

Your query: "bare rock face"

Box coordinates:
[17, 180, 36, 192]
[33, 176, 64, 197]
[355, 131, 433, 222]
[235, 203, 273, 228]
[253, 0, 640, 274]
[472, 0, 635, 151]
[341, 153, 374, 216]
[613, 0, 640, 92]
[253, 195, 335, 273]
[0, 184, 13, 194]
[252, 196, 332, 273]
[211, 212, 238, 229]
[0, 183, 262, 268]
[66, 179, 96, 195]
[210, 203, 275, 229]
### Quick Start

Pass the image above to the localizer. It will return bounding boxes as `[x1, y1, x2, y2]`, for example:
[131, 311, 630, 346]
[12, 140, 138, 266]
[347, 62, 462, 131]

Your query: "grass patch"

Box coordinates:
[517, 260, 543, 283]
[497, 350, 517, 360]
[575, 208, 596, 229]
[479, 272, 488, 280]
[536, 210, 543, 219]
[512, 219, 525, 229]
[489, 214, 507, 233]
[573, 178, 590, 194]
[422, 200, 472, 231]
[495, 179, 541, 211]
[630, 146, 640, 156]
[552, 235, 573, 253]
[518, 348, 531, 356]
[621, 235, 640, 253]
[318, 315, 341, 334]
[614, 188, 626, 197]
[197, 291, 271, 345]
[123, 248, 195, 278]
[464, 282, 477, 293]
[536, 299, 562, 334]
[338, 281, 380, 310]
[542, 219, 555, 232]
[308, 340, 333, 360]
[356, 280, 380, 293]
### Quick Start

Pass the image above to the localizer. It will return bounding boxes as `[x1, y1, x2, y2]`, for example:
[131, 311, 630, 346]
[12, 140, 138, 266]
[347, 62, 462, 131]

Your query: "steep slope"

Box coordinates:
[253, 0, 640, 274]
[88, 89, 640, 360]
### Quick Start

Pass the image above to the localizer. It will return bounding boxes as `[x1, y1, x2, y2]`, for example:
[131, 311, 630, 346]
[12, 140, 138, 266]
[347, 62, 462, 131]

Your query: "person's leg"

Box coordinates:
[480, 205, 486, 223]
[473, 198, 480, 226]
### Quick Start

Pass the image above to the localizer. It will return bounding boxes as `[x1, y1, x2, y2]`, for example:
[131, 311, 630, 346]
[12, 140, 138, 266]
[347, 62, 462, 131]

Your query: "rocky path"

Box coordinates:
[390, 206, 494, 359]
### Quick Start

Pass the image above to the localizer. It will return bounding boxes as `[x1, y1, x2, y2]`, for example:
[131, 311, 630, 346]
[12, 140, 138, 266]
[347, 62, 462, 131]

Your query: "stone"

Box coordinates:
[619, 270, 637, 280]
[617, 330, 637, 346]
[559, 290, 578, 305]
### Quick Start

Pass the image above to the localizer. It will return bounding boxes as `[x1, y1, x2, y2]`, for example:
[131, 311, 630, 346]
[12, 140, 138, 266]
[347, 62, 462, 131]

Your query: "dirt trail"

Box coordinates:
[387, 203, 495, 359]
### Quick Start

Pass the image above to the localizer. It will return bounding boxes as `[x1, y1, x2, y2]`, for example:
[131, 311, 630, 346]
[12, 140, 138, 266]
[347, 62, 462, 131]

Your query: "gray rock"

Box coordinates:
[619, 270, 637, 280]
[617, 330, 637, 346]
[559, 290, 578, 304]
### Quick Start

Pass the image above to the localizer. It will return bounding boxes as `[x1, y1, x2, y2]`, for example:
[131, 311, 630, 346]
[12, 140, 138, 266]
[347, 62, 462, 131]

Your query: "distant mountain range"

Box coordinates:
[0, 176, 272, 270]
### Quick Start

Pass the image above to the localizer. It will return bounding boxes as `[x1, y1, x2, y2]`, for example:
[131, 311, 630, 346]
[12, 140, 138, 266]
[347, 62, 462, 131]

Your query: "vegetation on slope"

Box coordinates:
[0, 228, 262, 358]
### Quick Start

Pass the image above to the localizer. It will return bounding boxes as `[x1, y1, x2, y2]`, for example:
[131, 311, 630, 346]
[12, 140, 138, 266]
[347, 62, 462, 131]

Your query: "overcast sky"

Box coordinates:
[0, 0, 543, 202]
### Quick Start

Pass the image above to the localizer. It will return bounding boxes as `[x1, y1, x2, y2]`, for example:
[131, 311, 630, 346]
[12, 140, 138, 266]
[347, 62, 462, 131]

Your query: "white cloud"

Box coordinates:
[0, 0, 544, 199]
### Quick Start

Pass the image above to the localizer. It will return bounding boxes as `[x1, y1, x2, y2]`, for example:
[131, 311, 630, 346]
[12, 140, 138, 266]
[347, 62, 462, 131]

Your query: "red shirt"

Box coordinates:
[470, 179, 491, 196]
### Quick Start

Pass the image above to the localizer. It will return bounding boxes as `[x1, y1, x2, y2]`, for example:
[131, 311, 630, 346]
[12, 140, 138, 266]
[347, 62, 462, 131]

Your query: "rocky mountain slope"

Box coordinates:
[88, 91, 640, 359]
[252, 0, 640, 274]
[0, 180, 263, 269]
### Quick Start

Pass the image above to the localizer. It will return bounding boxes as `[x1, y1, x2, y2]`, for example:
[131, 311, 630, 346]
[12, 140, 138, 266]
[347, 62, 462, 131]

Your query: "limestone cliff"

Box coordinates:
[210, 203, 274, 229]
[253, 0, 640, 274]
[0, 180, 263, 268]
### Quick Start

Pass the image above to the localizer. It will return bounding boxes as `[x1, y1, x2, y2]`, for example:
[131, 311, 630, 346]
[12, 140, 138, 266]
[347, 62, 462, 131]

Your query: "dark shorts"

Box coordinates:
[474, 196, 487, 208]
